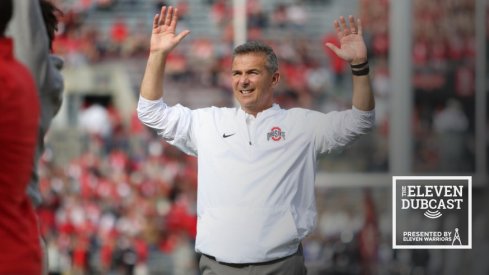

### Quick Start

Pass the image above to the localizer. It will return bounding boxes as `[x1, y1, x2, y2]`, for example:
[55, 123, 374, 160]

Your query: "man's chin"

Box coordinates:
[237, 100, 254, 108]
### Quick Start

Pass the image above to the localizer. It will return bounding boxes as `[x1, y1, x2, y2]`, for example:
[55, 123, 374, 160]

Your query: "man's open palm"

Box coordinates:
[151, 6, 190, 54]
[325, 15, 367, 65]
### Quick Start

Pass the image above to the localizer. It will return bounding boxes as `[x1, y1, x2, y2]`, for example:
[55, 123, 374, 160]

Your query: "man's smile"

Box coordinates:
[240, 88, 255, 95]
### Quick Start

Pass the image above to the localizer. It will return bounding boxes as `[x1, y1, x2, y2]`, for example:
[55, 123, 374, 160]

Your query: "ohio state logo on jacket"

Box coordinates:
[267, 127, 285, 141]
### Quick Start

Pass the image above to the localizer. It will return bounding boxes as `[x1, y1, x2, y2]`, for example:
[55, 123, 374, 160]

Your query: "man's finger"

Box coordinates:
[333, 20, 343, 40]
[325, 43, 340, 55]
[349, 15, 357, 34]
[357, 18, 363, 35]
[153, 14, 159, 30]
[159, 6, 166, 26]
[170, 8, 179, 29]
[176, 30, 191, 43]
[164, 6, 173, 26]
[339, 16, 349, 35]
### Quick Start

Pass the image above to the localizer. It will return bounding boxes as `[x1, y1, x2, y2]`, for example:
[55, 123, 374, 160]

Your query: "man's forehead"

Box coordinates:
[233, 52, 267, 60]
[232, 53, 267, 69]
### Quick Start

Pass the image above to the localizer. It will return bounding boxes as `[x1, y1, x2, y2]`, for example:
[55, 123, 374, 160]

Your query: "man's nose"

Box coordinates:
[240, 75, 250, 85]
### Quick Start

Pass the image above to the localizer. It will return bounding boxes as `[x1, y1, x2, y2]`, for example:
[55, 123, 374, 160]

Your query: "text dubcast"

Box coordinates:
[401, 185, 463, 211]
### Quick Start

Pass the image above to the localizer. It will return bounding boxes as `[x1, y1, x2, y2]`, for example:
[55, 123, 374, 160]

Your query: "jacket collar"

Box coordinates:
[237, 104, 281, 120]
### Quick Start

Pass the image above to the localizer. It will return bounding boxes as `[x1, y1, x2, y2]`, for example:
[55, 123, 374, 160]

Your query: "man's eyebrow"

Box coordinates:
[244, 68, 261, 72]
[231, 68, 262, 73]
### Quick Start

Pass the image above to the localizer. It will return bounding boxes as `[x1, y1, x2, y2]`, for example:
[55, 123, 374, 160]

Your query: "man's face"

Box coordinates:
[232, 53, 279, 116]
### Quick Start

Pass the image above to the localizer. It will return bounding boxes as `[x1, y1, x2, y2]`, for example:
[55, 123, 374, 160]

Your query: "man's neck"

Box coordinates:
[242, 103, 275, 117]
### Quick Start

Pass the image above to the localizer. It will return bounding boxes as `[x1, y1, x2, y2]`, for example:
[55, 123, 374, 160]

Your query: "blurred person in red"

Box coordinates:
[7, 0, 64, 273]
[7, 0, 64, 210]
[138, 6, 375, 274]
[110, 17, 129, 55]
[0, 0, 42, 273]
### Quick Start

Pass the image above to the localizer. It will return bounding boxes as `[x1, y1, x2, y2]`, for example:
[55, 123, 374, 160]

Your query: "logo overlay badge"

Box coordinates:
[392, 176, 472, 249]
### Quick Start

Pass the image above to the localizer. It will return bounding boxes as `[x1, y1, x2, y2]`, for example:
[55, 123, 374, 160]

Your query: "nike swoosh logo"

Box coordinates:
[222, 133, 236, 138]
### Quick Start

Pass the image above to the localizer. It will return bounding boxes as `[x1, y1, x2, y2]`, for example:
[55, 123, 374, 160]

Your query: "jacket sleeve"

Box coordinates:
[137, 96, 198, 156]
[309, 107, 375, 155]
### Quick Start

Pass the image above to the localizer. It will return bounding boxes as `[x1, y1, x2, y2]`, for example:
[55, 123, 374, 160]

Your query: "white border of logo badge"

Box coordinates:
[392, 176, 472, 249]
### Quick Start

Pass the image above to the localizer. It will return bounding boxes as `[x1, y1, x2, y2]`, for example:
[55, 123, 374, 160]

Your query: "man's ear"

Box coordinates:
[272, 72, 280, 86]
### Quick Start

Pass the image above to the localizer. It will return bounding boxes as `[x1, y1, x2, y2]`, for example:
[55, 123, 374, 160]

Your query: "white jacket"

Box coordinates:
[138, 97, 374, 263]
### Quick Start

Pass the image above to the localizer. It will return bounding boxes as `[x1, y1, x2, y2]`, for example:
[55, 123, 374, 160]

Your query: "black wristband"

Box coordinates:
[350, 60, 368, 69]
[351, 66, 370, 76]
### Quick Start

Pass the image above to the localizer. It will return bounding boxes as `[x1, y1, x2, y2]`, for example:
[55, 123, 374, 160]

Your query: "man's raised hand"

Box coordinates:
[151, 6, 190, 54]
[325, 15, 367, 65]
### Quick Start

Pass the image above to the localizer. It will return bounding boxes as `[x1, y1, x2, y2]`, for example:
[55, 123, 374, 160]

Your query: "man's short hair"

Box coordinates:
[233, 41, 279, 73]
[0, 0, 13, 36]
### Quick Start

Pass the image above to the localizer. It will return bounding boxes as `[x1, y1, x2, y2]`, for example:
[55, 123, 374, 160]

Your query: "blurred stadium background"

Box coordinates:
[37, 0, 488, 274]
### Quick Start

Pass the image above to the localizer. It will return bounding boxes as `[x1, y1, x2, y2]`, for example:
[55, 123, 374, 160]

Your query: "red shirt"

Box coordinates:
[0, 37, 41, 274]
